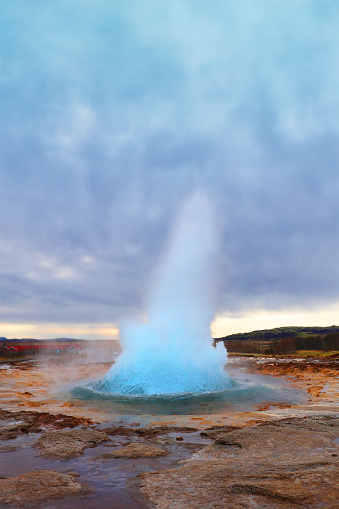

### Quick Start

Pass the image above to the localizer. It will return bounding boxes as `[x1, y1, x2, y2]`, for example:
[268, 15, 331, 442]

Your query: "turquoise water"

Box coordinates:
[103, 195, 229, 398]
[70, 368, 307, 416]
[93, 350, 231, 396]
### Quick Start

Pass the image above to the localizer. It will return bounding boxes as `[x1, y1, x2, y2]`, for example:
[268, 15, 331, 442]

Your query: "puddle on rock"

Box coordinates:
[0, 427, 209, 509]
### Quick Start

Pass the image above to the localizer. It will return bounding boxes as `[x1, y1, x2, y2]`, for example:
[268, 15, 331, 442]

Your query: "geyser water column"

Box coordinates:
[98, 193, 230, 395]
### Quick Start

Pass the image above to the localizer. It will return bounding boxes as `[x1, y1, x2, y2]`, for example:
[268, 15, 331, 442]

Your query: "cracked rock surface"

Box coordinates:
[140, 416, 339, 508]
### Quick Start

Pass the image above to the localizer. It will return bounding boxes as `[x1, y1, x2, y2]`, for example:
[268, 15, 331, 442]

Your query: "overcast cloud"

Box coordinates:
[1, 1, 339, 332]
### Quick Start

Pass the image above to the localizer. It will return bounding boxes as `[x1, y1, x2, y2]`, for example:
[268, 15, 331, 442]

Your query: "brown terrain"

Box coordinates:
[141, 416, 339, 508]
[257, 353, 339, 403]
[0, 343, 338, 508]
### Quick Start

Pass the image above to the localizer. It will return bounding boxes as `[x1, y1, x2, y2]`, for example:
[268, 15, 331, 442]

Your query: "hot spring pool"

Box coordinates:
[67, 362, 308, 417]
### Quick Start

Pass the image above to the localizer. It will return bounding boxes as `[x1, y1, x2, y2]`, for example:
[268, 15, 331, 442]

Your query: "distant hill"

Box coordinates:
[215, 325, 339, 342]
[214, 325, 339, 354]
[48, 337, 87, 341]
[0, 337, 86, 342]
[0, 337, 38, 342]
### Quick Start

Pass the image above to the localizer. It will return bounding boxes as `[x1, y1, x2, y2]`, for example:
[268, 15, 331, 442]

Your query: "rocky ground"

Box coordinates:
[256, 353, 339, 402]
[0, 470, 89, 506]
[0, 354, 338, 508]
[140, 416, 339, 508]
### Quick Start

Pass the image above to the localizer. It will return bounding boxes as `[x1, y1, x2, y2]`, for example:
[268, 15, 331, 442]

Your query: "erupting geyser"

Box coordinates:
[97, 193, 230, 396]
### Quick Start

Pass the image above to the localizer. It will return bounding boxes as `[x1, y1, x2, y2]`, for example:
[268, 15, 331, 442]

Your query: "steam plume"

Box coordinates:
[98, 193, 229, 395]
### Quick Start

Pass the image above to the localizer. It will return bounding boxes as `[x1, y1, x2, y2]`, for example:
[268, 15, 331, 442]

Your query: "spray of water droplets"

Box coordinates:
[96, 193, 230, 396]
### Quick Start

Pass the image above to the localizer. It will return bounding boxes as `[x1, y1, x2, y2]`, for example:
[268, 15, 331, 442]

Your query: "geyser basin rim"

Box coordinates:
[71, 377, 281, 402]
[75, 377, 239, 400]
[65, 359, 307, 412]
[69, 376, 307, 417]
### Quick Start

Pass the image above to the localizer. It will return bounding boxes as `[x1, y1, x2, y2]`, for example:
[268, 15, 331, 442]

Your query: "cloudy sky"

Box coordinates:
[1, 1, 339, 339]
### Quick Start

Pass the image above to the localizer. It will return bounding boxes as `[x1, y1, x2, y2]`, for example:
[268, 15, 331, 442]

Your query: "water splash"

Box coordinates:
[97, 193, 230, 395]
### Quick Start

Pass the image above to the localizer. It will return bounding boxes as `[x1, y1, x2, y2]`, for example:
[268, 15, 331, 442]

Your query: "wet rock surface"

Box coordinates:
[0, 408, 94, 439]
[0, 444, 20, 453]
[200, 424, 242, 439]
[0, 415, 204, 507]
[1, 355, 338, 507]
[35, 428, 110, 459]
[140, 416, 339, 508]
[104, 424, 197, 438]
[257, 356, 338, 402]
[101, 443, 168, 459]
[0, 470, 88, 506]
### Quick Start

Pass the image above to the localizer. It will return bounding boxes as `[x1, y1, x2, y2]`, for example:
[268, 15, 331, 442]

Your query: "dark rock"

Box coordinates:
[0, 470, 88, 505]
[0, 408, 94, 439]
[35, 429, 109, 459]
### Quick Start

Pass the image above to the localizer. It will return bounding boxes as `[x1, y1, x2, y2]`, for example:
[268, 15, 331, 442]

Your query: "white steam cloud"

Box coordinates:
[99, 193, 230, 395]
